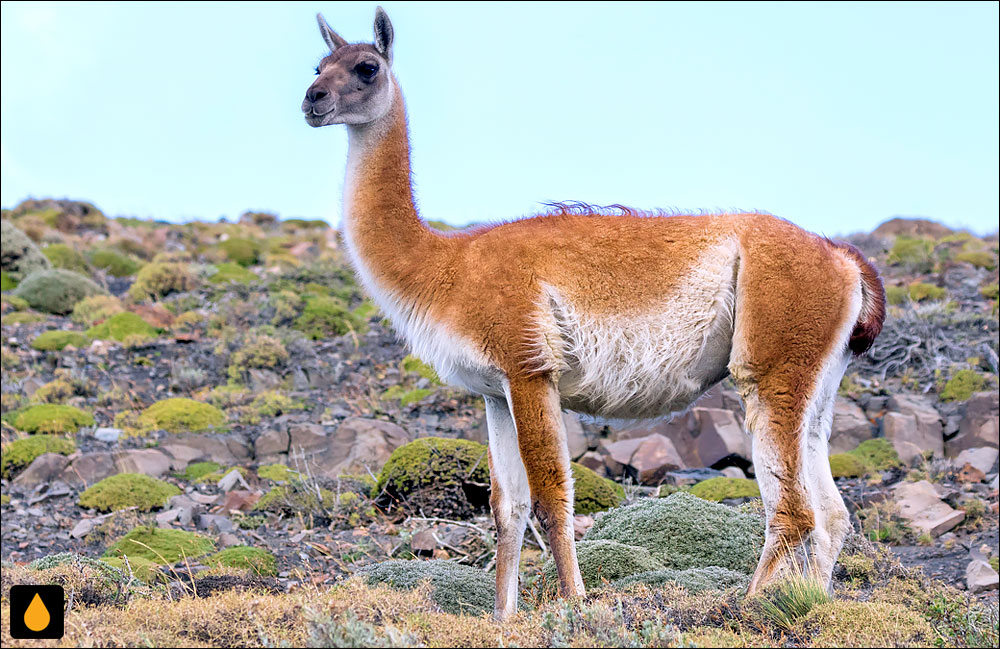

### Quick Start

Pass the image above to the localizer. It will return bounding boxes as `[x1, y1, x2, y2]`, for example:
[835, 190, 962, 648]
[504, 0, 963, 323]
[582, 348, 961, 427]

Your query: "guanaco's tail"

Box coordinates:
[832, 241, 886, 355]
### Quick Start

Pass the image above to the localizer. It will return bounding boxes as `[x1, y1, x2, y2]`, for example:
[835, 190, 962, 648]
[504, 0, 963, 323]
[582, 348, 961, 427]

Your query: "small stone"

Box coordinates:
[573, 514, 594, 540]
[217, 469, 249, 492]
[410, 529, 437, 553]
[197, 513, 234, 534]
[70, 518, 99, 539]
[156, 508, 181, 526]
[720, 466, 746, 479]
[577, 451, 606, 474]
[894, 480, 965, 537]
[218, 532, 242, 548]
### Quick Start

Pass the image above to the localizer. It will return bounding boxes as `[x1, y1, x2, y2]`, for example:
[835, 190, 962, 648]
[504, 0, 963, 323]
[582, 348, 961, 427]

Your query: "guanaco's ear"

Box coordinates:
[373, 6, 394, 63]
[317, 13, 348, 52]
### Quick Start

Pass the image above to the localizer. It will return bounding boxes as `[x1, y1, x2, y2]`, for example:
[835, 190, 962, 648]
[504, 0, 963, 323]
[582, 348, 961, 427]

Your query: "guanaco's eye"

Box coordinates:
[355, 62, 378, 81]
[314, 66, 320, 76]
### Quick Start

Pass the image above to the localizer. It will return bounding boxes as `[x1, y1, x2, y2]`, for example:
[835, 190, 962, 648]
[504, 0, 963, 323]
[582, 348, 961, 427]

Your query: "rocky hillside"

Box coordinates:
[1, 199, 997, 647]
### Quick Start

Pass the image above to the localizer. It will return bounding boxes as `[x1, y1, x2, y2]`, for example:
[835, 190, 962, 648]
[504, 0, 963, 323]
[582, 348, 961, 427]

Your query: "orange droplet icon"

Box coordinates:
[24, 592, 51, 632]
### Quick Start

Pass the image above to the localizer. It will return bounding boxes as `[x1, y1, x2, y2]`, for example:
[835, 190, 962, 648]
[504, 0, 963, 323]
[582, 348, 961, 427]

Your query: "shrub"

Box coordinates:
[129, 262, 198, 300]
[100, 555, 165, 584]
[358, 560, 494, 616]
[2, 294, 29, 311]
[907, 281, 946, 302]
[401, 355, 442, 384]
[0, 270, 17, 291]
[88, 248, 142, 277]
[954, 250, 997, 270]
[268, 289, 303, 324]
[885, 285, 908, 306]
[205, 546, 278, 576]
[797, 600, 934, 647]
[137, 398, 226, 433]
[583, 492, 766, 574]
[78, 473, 182, 512]
[572, 462, 625, 514]
[208, 262, 256, 284]
[23, 553, 148, 606]
[1, 219, 51, 281]
[688, 477, 760, 502]
[613, 565, 750, 594]
[542, 540, 664, 590]
[257, 463, 303, 483]
[31, 378, 76, 404]
[940, 369, 988, 402]
[381, 385, 434, 407]
[981, 283, 999, 300]
[31, 330, 90, 351]
[846, 438, 902, 471]
[295, 295, 366, 339]
[217, 237, 260, 266]
[1, 311, 47, 325]
[42, 243, 90, 273]
[248, 391, 302, 419]
[829, 452, 868, 478]
[227, 332, 289, 381]
[254, 482, 336, 515]
[13, 404, 94, 433]
[1, 434, 76, 478]
[888, 236, 934, 271]
[180, 461, 223, 482]
[13, 268, 105, 314]
[71, 294, 125, 325]
[104, 526, 215, 564]
[374, 437, 491, 518]
[282, 218, 329, 230]
[86, 312, 159, 342]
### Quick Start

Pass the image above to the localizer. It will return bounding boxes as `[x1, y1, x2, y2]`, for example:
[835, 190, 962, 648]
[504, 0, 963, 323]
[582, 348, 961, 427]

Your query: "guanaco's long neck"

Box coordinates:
[342, 79, 448, 308]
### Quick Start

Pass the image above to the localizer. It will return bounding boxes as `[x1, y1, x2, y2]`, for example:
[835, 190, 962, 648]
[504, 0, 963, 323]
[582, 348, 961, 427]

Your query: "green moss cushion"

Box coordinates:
[78, 473, 181, 512]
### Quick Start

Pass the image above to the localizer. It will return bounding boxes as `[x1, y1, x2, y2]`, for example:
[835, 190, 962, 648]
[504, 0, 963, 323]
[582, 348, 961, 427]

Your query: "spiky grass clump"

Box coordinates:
[104, 526, 215, 564]
[753, 576, 832, 631]
[78, 473, 182, 512]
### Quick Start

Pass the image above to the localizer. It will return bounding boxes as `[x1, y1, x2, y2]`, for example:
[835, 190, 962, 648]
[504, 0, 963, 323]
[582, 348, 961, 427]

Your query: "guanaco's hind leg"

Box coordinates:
[485, 394, 531, 620]
[506, 374, 586, 600]
[730, 229, 861, 594]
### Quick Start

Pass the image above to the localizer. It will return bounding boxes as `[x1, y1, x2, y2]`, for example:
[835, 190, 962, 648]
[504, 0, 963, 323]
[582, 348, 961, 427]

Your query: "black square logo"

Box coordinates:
[9, 585, 64, 639]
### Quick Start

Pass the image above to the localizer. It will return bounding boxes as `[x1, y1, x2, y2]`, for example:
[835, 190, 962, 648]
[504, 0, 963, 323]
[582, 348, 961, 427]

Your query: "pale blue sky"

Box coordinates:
[2, 2, 997, 235]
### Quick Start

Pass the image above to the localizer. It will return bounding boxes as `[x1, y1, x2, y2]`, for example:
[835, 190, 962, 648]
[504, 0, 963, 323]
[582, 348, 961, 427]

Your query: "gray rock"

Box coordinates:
[160, 443, 208, 470]
[600, 437, 645, 477]
[11, 453, 71, 492]
[217, 469, 249, 492]
[93, 427, 122, 443]
[563, 411, 589, 460]
[197, 513, 234, 534]
[60, 452, 116, 487]
[720, 466, 747, 479]
[665, 468, 724, 487]
[893, 480, 965, 537]
[627, 434, 684, 484]
[156, 508, 181, 526]
[70, 517, 103, 539]
[287, 422, 328, 453]
[829, 399, 874, 454]
[577, 451, 606, 474]
[167, 433, 251, 464]
[113, 448, 173, 477]
[218, 532, 243, 548]
[966, 559, 999, 593]
[694, 408, 751, 467]
[882, 411, 943, 465]
[953, 447, 1000, 476]
[300, 417, 411, 479]
[947, 392, 999, 456]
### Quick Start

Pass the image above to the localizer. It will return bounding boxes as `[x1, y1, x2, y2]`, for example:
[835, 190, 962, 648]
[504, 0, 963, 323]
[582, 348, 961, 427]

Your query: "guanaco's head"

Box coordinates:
[302, 7, 395, 128]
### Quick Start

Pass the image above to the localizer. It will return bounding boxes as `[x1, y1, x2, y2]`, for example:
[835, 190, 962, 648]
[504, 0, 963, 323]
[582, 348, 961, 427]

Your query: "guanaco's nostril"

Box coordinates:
[307, 87, 329, 103]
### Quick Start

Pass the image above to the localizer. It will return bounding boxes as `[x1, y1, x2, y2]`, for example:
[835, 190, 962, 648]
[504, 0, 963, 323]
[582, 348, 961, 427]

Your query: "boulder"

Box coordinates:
[947, 391, 999, 456]
[952, 447, 999, 476]
[694, 408, 751, 468]
[577, 451, 606, 474]
[563, 411, 589, 460]
[612, 411, 701, 467]
[254, 428, 289, 458]
[113, 449, 173, 477]
[287, 422, 327, 453]
[829, 399, 874, 454]
[627, 434, 684, 484]
[893, 480, 965, 537]
[301, 417, 411, 479]
[881, 412, 943, 465]
[600, 437, 644, 477]
[11, 453, 71, 492]
[966, 559, 999, 593]
[60, 452, 116, 487]
[166, 433, 251, 465]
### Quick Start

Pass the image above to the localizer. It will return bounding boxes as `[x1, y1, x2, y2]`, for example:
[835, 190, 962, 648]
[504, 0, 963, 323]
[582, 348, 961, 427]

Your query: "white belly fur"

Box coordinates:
[532, 239, 740, 420]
